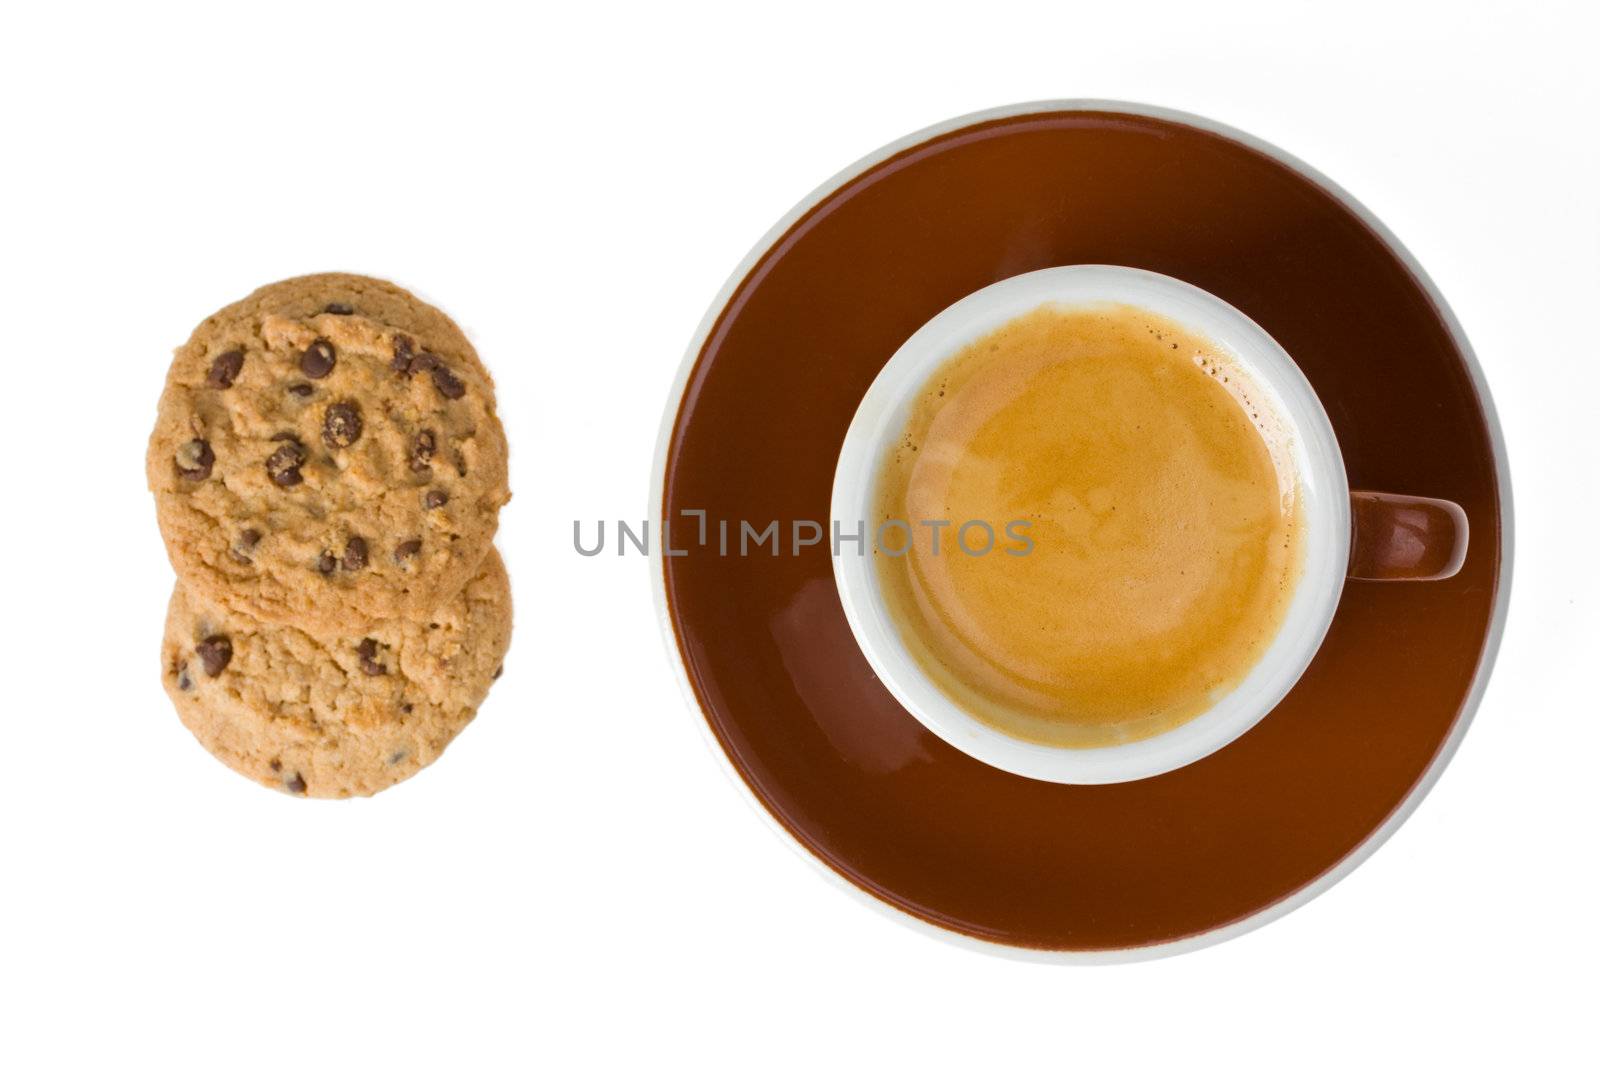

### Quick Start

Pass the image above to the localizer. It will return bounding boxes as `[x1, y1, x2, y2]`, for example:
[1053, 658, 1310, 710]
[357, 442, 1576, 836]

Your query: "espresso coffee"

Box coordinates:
[874, 303, 1304, 747]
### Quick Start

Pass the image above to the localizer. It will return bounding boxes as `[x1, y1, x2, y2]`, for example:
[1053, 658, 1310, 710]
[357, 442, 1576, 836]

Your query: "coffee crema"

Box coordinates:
[874, 303, 1304, 748]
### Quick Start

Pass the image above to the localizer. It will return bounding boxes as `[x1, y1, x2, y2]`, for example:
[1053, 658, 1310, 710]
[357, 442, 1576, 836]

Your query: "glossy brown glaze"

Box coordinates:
[660, 110, 1502, 951]
[1349, 491, 1470, 581]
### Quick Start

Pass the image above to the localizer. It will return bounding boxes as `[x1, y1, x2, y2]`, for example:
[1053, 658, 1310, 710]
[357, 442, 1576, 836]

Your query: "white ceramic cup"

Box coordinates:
[832, 265, 1464, 785]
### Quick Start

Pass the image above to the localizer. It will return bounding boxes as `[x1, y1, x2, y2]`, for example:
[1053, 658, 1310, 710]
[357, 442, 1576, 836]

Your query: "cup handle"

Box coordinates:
[1347, 491, 1469, 582]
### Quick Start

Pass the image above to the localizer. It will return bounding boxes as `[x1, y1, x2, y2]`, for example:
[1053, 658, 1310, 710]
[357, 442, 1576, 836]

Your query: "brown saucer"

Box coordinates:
[652, 102, 1509, 958]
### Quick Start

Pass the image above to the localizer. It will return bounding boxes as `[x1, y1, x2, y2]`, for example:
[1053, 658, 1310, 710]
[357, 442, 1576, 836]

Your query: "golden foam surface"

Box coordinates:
[874, 304, 1304, 747]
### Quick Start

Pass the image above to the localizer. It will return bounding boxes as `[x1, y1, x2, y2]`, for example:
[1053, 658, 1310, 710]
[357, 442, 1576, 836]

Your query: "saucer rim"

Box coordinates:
[649, 98, 1514, 964]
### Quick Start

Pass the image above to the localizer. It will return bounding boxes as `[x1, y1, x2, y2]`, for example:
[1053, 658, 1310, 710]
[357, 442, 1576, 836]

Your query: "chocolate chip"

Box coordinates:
[342, 537, 368, 571]
[176, 661, 192, 691]
[269, 758, 282, 772]
[266, 456, 304, 487]
[288, 383, 314, 398]
[393, 538, 422, 563]
[316, 550, 337, 575]
[431, 363, 466, 400]
[411, 350, 440, 375]
[231, 528, 262, 564]
[409, 430, 436, 472]
[323, 302, 354, 315]
[300, 339, 336, 379]
[453, 453, 468, 477]
[357, 637, 388, 676]
[322, 402, 363, 448]
[391, 334, 416, 375]
[286, 772, 307, 795]
[195, 635, 232, 677]
[400, 703, 414, 715]
[266, 439, 307, 488]
[206, 348, 244, 389]
[424, 489, 448, 509]
[174, 439, 215, 481]
[492, 663, 503, 680]
[388, 750, 408, 766]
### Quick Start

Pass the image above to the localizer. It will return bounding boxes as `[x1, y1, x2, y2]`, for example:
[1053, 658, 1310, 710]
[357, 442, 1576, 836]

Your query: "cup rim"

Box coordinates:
[651, 99, 1512, 962]
[831, 265, 1351, 784]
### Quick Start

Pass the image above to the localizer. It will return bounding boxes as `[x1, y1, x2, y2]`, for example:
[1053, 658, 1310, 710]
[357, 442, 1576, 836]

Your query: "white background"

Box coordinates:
[2, 1, 1595, 1063]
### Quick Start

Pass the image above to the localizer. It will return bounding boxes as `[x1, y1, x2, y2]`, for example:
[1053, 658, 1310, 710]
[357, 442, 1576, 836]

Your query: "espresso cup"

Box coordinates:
[831, 266, 1467, 784]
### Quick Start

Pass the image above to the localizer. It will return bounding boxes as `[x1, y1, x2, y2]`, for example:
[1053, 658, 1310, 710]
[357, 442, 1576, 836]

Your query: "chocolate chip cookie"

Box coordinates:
[161, 549, 512, 798]
[148, 274, 510, 634]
